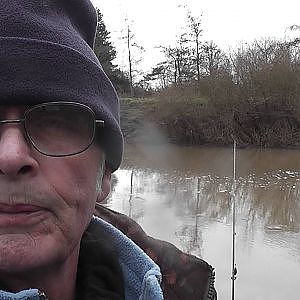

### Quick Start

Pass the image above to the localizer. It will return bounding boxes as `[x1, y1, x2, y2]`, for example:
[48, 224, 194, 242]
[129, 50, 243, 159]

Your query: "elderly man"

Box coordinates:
[0, 1, 216, 299]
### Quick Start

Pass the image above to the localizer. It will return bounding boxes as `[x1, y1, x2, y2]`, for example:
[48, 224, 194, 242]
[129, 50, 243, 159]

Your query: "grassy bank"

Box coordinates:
[120, 97, 167, 144]
[120, 91, 300, 148]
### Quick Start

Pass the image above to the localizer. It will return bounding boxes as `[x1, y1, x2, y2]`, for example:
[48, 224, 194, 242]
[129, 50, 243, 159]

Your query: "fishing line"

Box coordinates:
[231, 138, 237, 300]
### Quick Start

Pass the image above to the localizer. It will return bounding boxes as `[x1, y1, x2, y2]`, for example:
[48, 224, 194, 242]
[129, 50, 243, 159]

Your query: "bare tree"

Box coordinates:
[186, 8, 202, 81]
[158, 34, 193, 84]
[144, 63, 171, 89]
[201, 41, 222, 77]
[121, 19, 145, 97]
[127, 25, 134, 97]
[286, 24, 300, 47]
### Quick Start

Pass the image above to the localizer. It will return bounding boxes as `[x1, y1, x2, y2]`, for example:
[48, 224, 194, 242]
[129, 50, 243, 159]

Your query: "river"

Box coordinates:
[105, 143, 300, 299]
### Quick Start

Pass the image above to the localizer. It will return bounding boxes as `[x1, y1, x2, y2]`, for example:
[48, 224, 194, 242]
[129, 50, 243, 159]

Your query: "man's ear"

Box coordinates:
[96, 164, 112, 203]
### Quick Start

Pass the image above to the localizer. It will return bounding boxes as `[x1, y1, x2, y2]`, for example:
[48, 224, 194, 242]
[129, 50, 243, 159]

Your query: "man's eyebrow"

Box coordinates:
[0, 105, 31, 117]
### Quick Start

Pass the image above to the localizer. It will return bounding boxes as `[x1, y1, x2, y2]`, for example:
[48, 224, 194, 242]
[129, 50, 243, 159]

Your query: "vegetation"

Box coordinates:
[94, 9, 131, 94]
[152, 38, 300, 147]
[94, 8, 300, 147]
[121, 38, 300, 147]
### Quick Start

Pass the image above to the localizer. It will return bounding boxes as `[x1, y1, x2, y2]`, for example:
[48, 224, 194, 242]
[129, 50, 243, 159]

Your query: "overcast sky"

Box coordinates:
[91, 0, 300, 75]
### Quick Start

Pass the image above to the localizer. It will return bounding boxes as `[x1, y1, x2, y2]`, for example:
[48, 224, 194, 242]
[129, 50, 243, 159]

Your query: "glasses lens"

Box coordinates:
[25, 103, 95, 156]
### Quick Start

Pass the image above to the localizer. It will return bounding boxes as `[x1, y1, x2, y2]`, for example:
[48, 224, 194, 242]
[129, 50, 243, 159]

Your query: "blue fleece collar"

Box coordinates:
[0, 289, 44, 300]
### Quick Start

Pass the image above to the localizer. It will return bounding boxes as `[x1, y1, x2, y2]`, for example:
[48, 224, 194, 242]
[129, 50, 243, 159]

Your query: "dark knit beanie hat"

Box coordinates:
[0, 0, 123, 172]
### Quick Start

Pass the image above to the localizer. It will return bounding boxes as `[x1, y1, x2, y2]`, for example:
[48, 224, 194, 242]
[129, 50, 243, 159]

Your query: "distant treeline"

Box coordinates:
[121, 39, 300, 147]
[153, 38, 300, 147]
[94, 9, 300, 147]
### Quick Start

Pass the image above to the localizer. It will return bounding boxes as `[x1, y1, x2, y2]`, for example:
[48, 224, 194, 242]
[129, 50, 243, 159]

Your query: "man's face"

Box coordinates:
[0, 105, 105, 274]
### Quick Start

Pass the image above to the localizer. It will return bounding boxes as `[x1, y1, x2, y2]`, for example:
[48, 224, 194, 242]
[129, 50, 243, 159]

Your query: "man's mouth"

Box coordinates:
[0, 204, 48, 228]
[0, 204, 43, 214]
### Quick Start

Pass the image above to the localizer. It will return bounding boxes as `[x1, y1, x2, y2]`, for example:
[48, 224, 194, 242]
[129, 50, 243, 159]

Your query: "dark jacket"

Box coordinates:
[95, 204, 217, 300]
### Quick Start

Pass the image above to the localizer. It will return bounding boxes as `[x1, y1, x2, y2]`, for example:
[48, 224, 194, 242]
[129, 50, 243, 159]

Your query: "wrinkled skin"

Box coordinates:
[0, 106, 110, 297]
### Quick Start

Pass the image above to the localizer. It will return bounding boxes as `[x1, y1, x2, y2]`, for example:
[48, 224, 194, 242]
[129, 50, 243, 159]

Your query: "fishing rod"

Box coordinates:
[231, 138, 238, 300]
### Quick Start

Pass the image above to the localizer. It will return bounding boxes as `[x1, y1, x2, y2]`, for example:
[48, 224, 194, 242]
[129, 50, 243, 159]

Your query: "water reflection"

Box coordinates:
[106, 144, 300, 299]
[238, 171, 300, 233]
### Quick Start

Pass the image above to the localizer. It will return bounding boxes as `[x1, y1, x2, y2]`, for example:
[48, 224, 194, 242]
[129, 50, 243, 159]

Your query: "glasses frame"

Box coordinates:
[0, 101, 104, 157]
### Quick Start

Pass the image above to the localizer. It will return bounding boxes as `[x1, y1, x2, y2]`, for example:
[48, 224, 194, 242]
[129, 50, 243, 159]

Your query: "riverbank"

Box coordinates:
[120, 95, 300, 148]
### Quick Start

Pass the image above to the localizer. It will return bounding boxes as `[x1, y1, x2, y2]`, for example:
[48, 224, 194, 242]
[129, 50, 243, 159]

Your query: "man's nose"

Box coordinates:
[0, 126, 38, 179]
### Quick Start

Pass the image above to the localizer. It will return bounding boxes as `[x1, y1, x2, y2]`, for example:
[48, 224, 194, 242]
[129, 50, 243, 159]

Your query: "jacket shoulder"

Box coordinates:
[95, 204, 217, 300]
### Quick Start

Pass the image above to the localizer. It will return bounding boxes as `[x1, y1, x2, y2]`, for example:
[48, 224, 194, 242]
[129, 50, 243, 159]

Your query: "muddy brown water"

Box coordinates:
[105, 144, 300, 299]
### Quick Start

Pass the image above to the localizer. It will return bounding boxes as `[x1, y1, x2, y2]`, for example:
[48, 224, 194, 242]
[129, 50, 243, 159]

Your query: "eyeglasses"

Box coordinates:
[0, 102, 104, 157]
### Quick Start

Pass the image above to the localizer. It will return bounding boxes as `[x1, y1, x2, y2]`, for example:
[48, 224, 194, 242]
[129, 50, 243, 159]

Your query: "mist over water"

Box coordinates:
[106, 144, 300, 300]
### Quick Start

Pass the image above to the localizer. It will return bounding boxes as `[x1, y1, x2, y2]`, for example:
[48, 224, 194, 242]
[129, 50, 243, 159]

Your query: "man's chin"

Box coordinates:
[0, 233, 63, 273]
